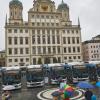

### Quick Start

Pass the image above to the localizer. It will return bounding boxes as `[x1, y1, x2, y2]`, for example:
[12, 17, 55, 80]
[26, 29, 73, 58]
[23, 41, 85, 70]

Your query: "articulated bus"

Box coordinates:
[2, 66, 21, 90]
[26, 65, 44, 87]
[43, 63, 66, 85]
[68, 62, 88, 83]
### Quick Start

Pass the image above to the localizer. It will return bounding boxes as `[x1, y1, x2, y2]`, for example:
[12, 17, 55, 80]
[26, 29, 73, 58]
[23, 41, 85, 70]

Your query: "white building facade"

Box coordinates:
[82, 35, 100, 61]
[5, 0, 82, 66]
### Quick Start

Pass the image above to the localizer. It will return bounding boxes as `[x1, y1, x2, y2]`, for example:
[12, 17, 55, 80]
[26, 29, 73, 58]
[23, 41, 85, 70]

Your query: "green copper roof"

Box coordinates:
[9, 0, 23, 7]
[57, 0, 69, 11]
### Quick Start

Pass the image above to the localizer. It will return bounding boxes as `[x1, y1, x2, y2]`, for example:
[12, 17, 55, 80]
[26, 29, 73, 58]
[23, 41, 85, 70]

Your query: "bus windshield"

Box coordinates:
[2, 70, 21, 85]
[51, 67, 65, 79]
[26, 69, 43, 82]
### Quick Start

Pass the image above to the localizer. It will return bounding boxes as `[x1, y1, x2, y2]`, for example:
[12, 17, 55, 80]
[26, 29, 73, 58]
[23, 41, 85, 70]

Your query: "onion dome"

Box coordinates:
[9, 0, 23, 8]
[57, 0, 69, 11]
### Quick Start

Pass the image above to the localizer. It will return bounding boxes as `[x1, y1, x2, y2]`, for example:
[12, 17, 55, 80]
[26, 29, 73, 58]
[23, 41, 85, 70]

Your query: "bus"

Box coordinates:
[68, 62, 88, 83]
[43, 63, 66, 85]
[2, 66, 21, 90]
[26, 65, 44, 87]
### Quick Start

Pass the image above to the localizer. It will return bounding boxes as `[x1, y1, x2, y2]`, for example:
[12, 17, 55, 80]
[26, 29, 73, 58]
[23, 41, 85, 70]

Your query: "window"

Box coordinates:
[77, 47, 80, 52]
[52, 36, 55, 44]
[64, 47, 67, 53]
[25, 37, 28, 44]
[42, 23, 45, 26]
[48, 47, 51, 53]
[20, 48, 23, 54]
[37, 46, 41, 54]
[58, 57, 61, 63]
[73, 47, 76, 53]
[14, 37, 17, 45]
[53, 47, 56, 54]
[32, 23, 35, 26]
[14, 48, 18, 54]
[43, 47, 46, 54]
[8, 29, 12, 33]
[47, 36, 50, 44]
[68, 37, 70, 44]
[58, 46, 60, 53]
[32, 47, 36, 54]
[51, 23, 54, 26]
[15, 59, 18, 62]
[57, 35, 60, 44]
[69, 56, 72, 59]
[20, 29, 23, 33]
[37, 22, 40, 26]
[26, 58, 29, 62]
[32, 30, 35, 34]
[9, 59, 12, 62]
[76, 37, 80, 44]
[72, 30, 74, 34]
[41, 15, 44, 18]
[33, 58, 36, 65]
[32, 36, 35, 44]
[73, 56, 76, 59]
[63, 37, 66, 44]
[14, 29, 17, 33]
[20, 37, 23, 44]
[68, 47, 71, 53]
[25, 48, 29, 54]
[63, 30, 65, 33]
[20, 58, 23, 62]
[42, 35, 46, 44]
[67, 30, 70, 33]
[37, 35, 41, 44]
[72, 37, 75, 44]
[8, 37, 12, 45]
[8, 48, 12, 55]
[25, 29, 28, 33]
[78, 56, 81, 59]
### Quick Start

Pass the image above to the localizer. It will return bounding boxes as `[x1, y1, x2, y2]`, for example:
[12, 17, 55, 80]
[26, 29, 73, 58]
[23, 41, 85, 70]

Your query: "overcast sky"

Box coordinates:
[0, 0, 100, 51]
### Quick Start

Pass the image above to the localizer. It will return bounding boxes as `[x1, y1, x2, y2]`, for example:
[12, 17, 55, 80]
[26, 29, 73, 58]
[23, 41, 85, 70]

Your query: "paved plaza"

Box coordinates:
[37, 88, 85, 100]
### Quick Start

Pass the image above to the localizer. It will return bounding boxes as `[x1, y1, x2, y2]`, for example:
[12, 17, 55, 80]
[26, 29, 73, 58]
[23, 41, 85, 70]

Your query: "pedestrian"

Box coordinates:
[84, 89, 93, 100]
[91, 94, 97, 100]
[2, 91, 11, 100]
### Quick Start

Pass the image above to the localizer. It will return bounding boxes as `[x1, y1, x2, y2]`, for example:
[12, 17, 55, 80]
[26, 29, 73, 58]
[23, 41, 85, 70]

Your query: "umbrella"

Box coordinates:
[51, 91, 61, 97]
[77, 81, 94, 89]
[3, 85, 15, 91]
[96, 81, 100, 87]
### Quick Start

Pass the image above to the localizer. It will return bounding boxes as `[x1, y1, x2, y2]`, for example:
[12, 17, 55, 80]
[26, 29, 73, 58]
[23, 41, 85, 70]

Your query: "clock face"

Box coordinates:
[41, 5, 48, 11]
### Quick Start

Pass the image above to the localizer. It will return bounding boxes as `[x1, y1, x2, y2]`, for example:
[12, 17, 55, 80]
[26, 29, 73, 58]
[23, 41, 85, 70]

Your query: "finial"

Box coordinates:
[62, 0, 64, 3]
[78, 17, 80, 27]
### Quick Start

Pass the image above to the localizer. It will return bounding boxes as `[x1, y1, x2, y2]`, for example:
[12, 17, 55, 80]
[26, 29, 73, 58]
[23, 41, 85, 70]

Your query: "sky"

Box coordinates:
[0, 0, 100, 51]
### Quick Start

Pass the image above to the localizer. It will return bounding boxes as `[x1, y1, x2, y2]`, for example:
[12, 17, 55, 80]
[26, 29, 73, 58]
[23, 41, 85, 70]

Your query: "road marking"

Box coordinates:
[37, 88, 85, 100]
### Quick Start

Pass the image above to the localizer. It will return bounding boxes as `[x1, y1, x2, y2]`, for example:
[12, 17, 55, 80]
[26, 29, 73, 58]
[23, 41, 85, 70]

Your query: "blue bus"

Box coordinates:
[68, 62, 88, 83]
[26, 65, 44, 87]
[2, 66, 21, 90]
[43, 63, 67, 85]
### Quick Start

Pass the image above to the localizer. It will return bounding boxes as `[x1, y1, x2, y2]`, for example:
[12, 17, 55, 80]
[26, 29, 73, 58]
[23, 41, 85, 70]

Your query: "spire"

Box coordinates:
[5, 14, 7, 25]
[78, 17, 80, 27]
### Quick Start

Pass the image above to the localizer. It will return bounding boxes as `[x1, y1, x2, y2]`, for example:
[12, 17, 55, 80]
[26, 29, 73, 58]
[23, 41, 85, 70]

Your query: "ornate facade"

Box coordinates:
[5, 0, 82, 66]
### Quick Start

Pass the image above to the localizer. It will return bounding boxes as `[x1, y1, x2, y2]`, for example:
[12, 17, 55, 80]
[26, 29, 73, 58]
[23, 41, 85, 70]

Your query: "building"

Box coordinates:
[0, 50, 5, 67]
[82, 35, 100, 61]
[5, 0, 82, 67]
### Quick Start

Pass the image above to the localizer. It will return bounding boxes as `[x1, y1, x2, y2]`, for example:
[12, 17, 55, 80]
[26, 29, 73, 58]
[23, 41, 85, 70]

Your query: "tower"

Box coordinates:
[57, 0, 70, 21]
[9, 0, 23, 24]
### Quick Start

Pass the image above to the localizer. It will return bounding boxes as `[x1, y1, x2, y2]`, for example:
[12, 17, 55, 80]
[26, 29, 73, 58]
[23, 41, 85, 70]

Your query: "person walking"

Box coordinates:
[84, 89, 93, 100]
[91, 94, 97, 100]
